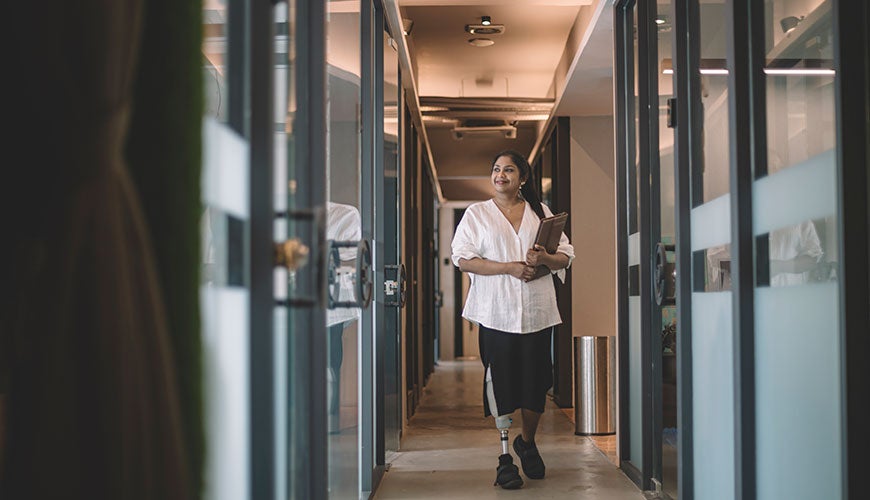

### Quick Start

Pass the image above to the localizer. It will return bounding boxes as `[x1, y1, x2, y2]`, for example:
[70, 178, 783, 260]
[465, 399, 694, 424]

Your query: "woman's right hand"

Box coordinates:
[506, 261, 536, 281]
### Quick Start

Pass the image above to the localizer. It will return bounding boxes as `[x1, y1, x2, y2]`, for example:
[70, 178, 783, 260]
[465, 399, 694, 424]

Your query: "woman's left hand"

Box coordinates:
[526, 244, 549, 268]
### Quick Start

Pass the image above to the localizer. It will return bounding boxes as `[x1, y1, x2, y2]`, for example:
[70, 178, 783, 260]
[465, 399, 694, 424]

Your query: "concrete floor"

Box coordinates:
[373, 360, 645, 500]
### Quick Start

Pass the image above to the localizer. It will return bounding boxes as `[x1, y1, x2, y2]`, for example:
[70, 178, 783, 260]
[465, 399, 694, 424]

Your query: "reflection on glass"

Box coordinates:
[756, 3, 842, 499]
[327, 0, 362, 497]
[203, 5, 228, 125]
[697, 1, 730, 204]
[541, 143, 553, 206]
[703, 244, 732, 292]
[759, 0, 838, 287]
[765, 219, 834, 287]
[630, 3, 640, 234]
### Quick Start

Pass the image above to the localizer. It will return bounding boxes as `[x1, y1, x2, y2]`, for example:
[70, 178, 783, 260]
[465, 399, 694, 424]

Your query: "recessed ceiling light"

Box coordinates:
[466, 23, 505, 35]
[655, 17, 666, 25]
[468, 38, 495, 47]
[481, 16, 491, 26]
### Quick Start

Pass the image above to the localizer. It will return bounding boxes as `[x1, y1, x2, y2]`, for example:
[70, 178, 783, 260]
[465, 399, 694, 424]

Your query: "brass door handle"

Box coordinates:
[274, 238, 310, 272]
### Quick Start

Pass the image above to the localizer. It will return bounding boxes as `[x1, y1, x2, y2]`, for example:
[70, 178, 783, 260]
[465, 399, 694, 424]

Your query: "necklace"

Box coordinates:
[493, 197, 524, 215]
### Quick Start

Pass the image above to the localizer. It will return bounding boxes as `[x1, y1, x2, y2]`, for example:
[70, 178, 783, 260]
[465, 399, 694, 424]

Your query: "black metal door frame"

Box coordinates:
[834, 1, 870, 497]
[614, 0, 659, 491]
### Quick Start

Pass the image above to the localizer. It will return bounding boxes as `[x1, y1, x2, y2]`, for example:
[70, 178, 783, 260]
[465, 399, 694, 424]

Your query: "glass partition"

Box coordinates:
[201, 1, 251, 498]
[382, 25, 402, 457]
[691, 2, 735, 499]
[326, 0, 363, 497]
[274, 3, 297, 498]
[626, 2, 644, 475]
[655, 1, 678, 497]
[755, 2, 842, 498]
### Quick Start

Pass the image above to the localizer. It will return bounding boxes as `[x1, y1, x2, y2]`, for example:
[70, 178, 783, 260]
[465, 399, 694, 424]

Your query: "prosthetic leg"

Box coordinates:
[486, 367, 523, 489]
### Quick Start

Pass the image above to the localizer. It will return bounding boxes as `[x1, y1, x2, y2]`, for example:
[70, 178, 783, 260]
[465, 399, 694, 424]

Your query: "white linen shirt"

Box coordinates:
[451, 199, 575, 334]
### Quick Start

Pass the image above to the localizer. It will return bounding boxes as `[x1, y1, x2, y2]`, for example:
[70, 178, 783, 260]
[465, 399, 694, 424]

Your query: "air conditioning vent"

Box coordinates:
[451, 124, 516, 140]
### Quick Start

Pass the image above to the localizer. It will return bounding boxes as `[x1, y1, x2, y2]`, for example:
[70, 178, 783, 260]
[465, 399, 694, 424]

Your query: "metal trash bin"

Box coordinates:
[573, 336, 616, 435]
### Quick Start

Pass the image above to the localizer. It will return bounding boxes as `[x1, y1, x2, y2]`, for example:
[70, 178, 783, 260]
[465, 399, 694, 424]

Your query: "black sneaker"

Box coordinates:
[493, 453, 524, 489]
[513, 435, 545, 479]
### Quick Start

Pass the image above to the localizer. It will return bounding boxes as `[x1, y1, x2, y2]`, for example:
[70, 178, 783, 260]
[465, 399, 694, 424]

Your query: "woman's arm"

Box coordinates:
[525, 244, 570, 271]
[458, 257, 535, 281]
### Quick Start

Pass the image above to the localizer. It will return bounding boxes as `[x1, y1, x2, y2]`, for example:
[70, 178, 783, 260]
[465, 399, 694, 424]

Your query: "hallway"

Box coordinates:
[373, 360, 645, 499]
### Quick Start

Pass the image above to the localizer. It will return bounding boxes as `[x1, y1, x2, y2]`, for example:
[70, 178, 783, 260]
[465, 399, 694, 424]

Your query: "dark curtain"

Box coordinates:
[2, 1, 192, 498]
[127, 0, 205, 494]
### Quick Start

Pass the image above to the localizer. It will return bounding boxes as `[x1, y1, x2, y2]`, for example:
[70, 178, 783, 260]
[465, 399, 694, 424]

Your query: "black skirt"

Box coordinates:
[478, 324, 553, 416]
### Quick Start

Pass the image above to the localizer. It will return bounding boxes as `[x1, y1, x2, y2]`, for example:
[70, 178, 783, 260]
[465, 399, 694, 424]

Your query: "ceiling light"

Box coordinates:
[466, 24, 505, 35]
[661, 68, 728, 75]
[655, 17, 666, 25]
[468, 38, 495, 47]
[661, 68, 834, 76]
[481, 16, 491, 26]
[764, 68, 835, 76]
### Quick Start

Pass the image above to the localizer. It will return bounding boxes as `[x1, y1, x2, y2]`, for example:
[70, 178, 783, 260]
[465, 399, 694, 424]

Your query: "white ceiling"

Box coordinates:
[396, 0, 615, 202]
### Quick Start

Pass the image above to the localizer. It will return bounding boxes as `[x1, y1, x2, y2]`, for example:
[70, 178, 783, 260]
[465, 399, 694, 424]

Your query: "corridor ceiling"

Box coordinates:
[388, 0, 614, 202]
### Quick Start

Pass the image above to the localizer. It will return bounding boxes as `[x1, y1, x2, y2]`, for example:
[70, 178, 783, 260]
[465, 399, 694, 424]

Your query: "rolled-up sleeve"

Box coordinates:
[553, 231, 575, 283]
[451, 213, 481, 267]
[540, 203, 575, 283]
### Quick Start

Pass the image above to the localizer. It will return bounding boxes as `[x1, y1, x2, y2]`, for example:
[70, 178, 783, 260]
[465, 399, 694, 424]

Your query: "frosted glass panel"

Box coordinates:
[202, 287, 250, 500]
[628, 232, 640, 267]
[203, 118, 250, 218]
[755, 283, 842, 499]
[692, 292, 734, 500]
[628, 296, 643, 469]
[753, 149, 836, 235]
[274, 307, 288, 499]
[690, 194, 730, 251]
[756, 6, 843, 496]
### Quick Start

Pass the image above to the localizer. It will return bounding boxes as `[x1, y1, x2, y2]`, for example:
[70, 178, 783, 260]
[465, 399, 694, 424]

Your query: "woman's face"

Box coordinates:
[491, 155, 525, 196]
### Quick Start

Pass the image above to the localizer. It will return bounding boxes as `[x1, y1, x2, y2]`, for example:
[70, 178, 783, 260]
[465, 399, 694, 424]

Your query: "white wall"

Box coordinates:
[569, 115, 617, 338]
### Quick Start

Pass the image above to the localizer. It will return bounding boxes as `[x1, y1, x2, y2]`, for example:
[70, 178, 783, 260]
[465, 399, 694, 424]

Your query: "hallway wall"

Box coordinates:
[569, 115, 616, 339]
[437, 206, 457, 360]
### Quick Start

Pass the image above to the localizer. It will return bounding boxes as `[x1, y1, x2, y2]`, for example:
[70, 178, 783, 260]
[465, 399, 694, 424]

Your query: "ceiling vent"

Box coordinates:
[465, 24, 505, 35]
[451, 124, 517, 140]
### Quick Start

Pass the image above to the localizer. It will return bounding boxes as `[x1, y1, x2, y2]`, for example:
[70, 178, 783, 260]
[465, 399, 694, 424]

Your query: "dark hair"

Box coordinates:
[491, 150, 546, 220]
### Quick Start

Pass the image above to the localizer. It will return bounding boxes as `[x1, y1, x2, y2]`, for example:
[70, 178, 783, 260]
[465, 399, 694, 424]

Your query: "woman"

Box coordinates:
[451, 150, 574, 489]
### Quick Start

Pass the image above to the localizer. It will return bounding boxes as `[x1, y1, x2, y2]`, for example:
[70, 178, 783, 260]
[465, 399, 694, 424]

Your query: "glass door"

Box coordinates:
[754, 2, 842, 498]
[275, 2, 330, 499]
[615, 0, 645, 485]
[684, 2, 736, 499]
[200, 1, 252, 498]
[653, 1, 678, 497]
[325, 0, 369, 497]
[381, 20, 403, 458]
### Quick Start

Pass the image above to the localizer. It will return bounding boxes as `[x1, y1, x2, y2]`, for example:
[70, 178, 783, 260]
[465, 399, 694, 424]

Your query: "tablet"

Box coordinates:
[534, 212, 568, 254]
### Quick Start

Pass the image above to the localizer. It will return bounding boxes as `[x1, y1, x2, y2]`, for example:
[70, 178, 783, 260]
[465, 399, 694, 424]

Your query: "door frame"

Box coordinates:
[614, 0, 659, 490]
[836, 1, 870, 497]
